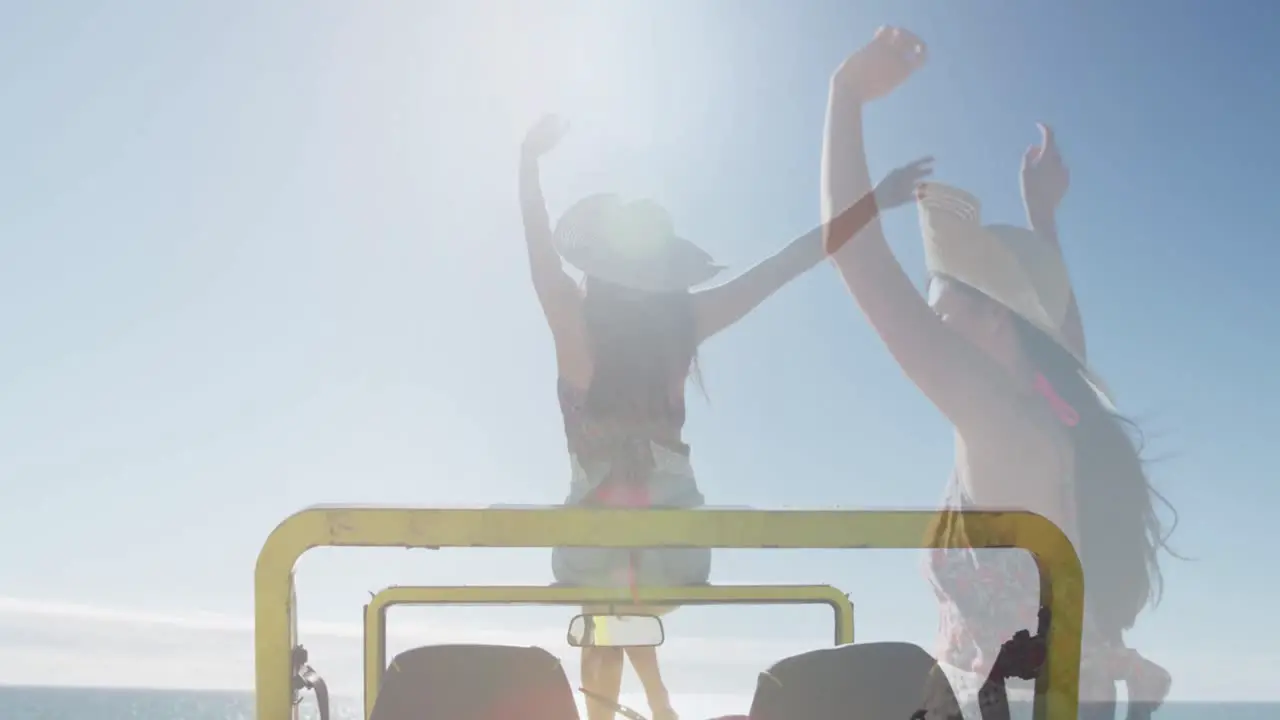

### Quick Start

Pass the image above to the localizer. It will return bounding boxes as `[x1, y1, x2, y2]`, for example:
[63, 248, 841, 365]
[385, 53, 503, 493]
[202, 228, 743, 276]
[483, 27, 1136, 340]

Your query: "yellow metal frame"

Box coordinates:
[255, 506, 1083, 720]
[362, 583, 856, 719]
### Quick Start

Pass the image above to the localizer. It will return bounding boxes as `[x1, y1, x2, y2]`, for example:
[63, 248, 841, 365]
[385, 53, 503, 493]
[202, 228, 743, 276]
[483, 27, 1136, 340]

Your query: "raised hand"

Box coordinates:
[522, 114, 569, 160]
[833, 26, 928, 103]
[874, 156, 935, 210]
[1020, 123, 1069, 219]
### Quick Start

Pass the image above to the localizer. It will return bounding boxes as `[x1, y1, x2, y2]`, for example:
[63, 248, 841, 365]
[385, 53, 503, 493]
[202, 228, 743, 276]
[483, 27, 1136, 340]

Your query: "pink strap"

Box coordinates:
[593, 483, 651, 506]
[1034, 373, 1079, 427]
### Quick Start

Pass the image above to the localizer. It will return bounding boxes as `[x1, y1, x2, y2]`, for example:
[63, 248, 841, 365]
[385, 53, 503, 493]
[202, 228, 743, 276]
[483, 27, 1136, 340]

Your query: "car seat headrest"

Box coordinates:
[369, 644, 579, 720]
[747, 642, 957, 720]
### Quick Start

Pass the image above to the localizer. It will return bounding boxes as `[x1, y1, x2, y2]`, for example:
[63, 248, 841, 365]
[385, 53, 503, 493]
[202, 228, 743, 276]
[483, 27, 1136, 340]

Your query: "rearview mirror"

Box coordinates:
[567, 613, 665, 648]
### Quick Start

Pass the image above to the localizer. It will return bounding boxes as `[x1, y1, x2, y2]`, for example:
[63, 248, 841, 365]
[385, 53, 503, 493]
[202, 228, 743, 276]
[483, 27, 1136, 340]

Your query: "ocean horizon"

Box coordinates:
[0, 685, 1276, 719]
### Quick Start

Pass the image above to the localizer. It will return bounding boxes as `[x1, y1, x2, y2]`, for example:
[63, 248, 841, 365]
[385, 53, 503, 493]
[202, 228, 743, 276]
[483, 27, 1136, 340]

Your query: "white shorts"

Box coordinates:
[551, 445, 710, 588]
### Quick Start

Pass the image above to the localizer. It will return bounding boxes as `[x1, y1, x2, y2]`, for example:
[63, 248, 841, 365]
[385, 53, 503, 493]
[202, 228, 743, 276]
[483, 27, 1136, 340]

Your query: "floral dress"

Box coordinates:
[921, 476, 1107, 719]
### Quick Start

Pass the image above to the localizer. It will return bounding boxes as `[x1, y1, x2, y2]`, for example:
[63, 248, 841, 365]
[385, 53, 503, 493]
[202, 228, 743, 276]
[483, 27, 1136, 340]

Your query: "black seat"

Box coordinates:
[747, 642, 957, 720]
[369, 644, 579, 720]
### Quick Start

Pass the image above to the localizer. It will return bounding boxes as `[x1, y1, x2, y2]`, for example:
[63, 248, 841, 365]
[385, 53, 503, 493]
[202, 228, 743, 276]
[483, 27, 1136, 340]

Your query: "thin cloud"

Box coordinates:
[0, 595, 809, 696]
[3, 596, 1276, 702]
[0, 595, 806, 656]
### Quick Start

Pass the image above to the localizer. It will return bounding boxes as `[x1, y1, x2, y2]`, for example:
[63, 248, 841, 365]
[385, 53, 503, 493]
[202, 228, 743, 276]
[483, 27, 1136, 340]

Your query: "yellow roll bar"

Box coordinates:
[255, 506, 1083, 720]
[361, 583, 856, 719]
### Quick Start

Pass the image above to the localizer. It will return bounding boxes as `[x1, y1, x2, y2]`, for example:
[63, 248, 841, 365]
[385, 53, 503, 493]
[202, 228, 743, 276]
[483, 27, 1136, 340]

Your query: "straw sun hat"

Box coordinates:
[552, 193, 726, 293]
[916, 181, 1115, 408]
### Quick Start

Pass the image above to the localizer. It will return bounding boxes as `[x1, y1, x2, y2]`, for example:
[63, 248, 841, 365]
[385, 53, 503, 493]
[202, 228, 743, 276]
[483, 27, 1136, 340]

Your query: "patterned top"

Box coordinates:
[926, 477, 1097, 670]
[556, 378, 690, 501]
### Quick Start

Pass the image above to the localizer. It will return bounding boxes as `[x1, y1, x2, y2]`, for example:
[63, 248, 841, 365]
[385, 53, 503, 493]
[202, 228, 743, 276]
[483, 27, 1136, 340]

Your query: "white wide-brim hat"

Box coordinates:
[916, 181, 1115, 408]
[552, 193, 726, 293]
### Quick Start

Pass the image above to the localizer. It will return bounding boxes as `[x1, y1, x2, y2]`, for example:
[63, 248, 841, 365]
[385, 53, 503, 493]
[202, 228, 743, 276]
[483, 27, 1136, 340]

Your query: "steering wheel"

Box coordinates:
[577, 687, 650, 720]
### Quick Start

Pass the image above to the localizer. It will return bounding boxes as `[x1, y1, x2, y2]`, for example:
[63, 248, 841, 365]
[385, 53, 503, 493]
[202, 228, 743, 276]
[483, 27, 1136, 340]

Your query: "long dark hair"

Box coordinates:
[1011, 313, 1179, 636]
[580, 277, 702, 419]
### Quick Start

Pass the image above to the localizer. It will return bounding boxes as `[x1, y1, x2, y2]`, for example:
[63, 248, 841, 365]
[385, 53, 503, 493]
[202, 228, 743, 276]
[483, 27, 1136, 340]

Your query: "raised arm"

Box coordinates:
[520, 116, 585, 342]
[692, 171, 934, 342]
[823, 28, 1025, 438]
[1021, 123, 1086, 361]
[691, 223, 827, 342]
[692, 123, 928, 342]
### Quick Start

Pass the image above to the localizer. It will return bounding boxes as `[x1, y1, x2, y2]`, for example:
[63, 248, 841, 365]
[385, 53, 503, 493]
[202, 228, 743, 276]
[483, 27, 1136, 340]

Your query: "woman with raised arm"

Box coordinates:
[519, 114, 925, 720]
[821, 27, 1176, 720]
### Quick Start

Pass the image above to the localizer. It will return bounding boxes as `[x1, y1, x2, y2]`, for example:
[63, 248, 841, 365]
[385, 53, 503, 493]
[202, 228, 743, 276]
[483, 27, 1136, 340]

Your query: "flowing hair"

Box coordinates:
[580, 278, 702, 419]
[1011, 314, 1180, 636]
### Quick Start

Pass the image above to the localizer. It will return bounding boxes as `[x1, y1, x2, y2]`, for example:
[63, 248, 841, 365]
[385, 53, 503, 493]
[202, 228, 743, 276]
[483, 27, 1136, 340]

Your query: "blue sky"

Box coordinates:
[2, 0, 1278, 704]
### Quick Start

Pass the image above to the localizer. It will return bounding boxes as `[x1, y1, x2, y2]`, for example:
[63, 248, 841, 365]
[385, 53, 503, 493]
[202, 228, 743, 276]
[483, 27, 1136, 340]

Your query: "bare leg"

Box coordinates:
[1078, 676, 1117, 720]
[582, 646, 625, 720]
[624, 646, 676, 719]
[1118, 650, 1171, 717]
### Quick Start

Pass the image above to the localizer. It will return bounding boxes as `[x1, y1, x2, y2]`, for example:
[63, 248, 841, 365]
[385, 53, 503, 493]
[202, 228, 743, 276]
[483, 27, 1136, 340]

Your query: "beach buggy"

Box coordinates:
[256, 504, 1090, 720]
